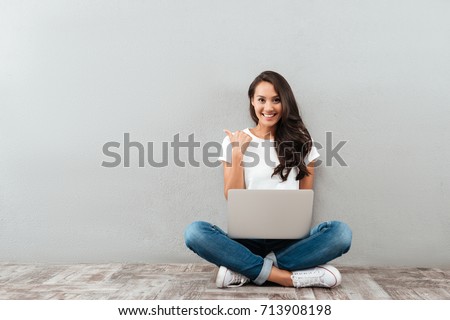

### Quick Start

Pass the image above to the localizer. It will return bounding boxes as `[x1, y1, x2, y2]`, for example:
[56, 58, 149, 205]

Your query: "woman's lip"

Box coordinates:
[262, 113, 277, 120]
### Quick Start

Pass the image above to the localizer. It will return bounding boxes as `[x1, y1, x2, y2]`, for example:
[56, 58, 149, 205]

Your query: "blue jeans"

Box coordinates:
[184, 220, 352, 285]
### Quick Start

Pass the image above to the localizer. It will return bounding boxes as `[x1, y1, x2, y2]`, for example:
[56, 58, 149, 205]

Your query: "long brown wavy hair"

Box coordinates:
[248, 71, 313, 182]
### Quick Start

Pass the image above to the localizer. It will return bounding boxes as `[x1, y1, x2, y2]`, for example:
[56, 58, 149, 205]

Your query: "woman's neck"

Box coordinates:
[250, 125, 276, 140]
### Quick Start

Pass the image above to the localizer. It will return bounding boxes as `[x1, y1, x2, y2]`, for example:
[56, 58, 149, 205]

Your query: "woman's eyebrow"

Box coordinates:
[256, 95, 280, 98]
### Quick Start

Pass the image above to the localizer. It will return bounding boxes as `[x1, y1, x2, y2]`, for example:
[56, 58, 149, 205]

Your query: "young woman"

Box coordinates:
[184, 71, 352, 288]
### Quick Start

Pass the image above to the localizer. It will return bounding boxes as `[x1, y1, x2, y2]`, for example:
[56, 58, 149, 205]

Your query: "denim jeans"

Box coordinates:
[184, 220, 352, 285]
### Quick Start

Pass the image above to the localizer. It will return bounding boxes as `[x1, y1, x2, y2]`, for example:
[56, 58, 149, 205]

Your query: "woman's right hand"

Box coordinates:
[223, 129, 252, 156]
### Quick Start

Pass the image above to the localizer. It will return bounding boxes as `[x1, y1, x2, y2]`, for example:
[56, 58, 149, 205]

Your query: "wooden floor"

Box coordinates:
[0, 263, 449, 299]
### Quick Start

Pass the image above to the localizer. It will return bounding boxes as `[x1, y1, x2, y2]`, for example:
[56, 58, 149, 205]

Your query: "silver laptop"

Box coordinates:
[227, 189, 314, 239]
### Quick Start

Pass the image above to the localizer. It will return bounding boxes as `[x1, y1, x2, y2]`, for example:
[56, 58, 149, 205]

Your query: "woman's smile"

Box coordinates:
[262, 112, 277, 120]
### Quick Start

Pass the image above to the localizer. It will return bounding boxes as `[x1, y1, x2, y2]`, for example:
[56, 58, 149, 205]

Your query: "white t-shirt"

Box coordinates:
[218, 128, 320, 190]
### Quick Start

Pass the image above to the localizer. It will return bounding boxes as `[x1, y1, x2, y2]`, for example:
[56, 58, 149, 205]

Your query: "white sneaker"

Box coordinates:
[216, 266, 250, 288]
[291, 265, 342, 288]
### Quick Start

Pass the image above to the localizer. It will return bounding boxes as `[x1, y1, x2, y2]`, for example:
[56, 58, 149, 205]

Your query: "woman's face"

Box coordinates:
[251, 81, 282, 128]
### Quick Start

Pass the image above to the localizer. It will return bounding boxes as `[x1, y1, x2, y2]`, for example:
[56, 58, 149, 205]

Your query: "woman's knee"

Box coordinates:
[184, 221, 210, 249]
[330, 221, 352, 254]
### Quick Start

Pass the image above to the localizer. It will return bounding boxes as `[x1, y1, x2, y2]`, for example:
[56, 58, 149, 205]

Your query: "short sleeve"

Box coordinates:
[217, 135, 232, 164]
[304, 138, 320, 165]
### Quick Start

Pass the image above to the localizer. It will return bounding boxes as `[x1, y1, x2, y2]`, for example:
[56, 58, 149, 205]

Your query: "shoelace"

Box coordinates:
[294, 269, 324, 277]
[226, 272, 249, 287]
[291, 269, 327, 287]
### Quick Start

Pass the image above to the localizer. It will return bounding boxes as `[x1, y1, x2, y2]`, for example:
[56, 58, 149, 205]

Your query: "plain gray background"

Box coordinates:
[1, 0, 449, 267]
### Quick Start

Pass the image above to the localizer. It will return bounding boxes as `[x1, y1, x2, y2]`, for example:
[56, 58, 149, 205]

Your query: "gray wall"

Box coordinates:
[1, 0, 449, 267]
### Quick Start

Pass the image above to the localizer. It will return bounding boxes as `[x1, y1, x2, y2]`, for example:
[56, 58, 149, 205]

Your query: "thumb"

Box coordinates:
[223, 129, 233, 140]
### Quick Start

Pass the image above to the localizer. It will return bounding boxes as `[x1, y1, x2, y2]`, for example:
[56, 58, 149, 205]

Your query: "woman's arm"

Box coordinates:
[223, 130, 252, 200]
[299, 161, 315, 189]
[223, 153, 245, 200]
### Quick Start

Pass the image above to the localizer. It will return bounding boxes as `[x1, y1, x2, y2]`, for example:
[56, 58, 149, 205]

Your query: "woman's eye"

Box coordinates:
[258, 98, 265, 103]
[273, 98, 280, 103]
